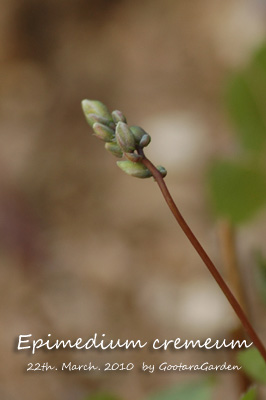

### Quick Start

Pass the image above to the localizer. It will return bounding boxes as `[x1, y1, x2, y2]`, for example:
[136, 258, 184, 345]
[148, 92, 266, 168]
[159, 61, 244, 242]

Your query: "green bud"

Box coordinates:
[105, 142, 123, 158]
[112, 110, 127, 124]
[81, 99, 112, 127]
[92, 123, 115, 142]
[124, 152, 143, 162]
[117, 161, 152, 178]
[139, 133, 151, 148]
[130, 126, 148, 144]
[115, 122, 136, 153]
[85, 113, 115, 128]
[156, 165, 167, 178]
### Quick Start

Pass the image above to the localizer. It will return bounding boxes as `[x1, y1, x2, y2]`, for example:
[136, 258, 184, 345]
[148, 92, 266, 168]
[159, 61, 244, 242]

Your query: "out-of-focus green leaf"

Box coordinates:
[147, 379, 213, 400]
[208, 159, 266, 224]
[237, 348, 266, 383]
[226, 43, 266, 153]
[249, 45, 266, 113]
[240, 387, 257, 400]
[226, 73, 266, 152]
[253, 43, 266, 71]
[255, 252, 266, 304]
[83, 394, 121, 400]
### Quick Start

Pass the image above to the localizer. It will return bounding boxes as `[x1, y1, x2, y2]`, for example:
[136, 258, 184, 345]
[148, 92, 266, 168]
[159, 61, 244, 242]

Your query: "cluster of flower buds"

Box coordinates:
[81, 99, 167, 179]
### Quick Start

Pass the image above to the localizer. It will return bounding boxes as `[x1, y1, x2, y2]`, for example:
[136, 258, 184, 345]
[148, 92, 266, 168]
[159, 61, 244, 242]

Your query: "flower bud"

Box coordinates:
[105, 142, 123, 158]
[139, 133, 151, 148]
[117, 161, 152, 178]
[156, 165, 167, 178]
[85, 113, 115, 128]
[115, 122, 136, 153]
[130, 126, 148, 144]
[124, 152, 142, 162]
[112, 110, 127, 124]
[81, 99, 112, 127]
[92, 123, 115, 142]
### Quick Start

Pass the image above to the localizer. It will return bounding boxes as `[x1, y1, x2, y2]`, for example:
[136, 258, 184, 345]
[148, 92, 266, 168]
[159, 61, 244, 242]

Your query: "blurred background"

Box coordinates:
[1, 0, 266, 399]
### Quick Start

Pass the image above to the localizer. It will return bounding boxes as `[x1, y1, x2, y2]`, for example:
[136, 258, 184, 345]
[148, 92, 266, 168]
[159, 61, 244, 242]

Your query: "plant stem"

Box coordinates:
[218, 220, 248, 312]
[218, 220, 251, 394]
[138, 148, 266, 363]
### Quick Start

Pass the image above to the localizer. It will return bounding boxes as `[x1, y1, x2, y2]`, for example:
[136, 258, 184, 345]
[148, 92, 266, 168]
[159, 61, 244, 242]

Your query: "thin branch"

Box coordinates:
[138, 147, 266, 364]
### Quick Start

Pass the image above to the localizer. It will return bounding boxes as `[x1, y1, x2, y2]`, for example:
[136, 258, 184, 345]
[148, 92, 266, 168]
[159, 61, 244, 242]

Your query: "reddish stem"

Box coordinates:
[139, 149, 266, 364]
